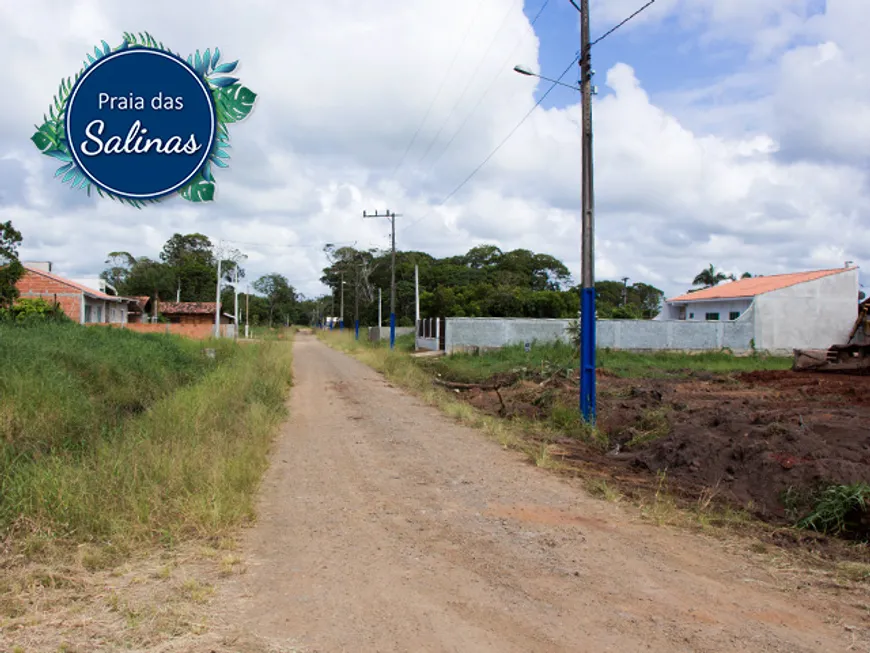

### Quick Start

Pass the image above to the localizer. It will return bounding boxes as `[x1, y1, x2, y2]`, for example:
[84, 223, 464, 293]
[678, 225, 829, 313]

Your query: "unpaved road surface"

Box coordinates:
[219, 336, 866, 652]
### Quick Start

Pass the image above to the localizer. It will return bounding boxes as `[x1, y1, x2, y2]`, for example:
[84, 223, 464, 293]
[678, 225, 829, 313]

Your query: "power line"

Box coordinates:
[400, 51, 579, 235]
[590, 0, 658, 47]
[414, 0, 522, 168]
[397, 0, 660, 236]
[422, 0, 552, 177]
[386, 0, 486, 183]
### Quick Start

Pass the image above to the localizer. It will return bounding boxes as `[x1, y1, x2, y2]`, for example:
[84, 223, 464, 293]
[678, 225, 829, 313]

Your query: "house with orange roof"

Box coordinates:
[657, 265, 860, 351]
[17, 262, 138, 324]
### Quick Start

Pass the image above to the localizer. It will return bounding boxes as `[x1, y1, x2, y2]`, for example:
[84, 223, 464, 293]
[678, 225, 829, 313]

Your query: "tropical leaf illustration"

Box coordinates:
[32, 33, 255, 206]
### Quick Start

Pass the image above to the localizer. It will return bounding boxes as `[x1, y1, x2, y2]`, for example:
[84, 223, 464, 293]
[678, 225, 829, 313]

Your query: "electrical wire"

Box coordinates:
[590, 0, 658, 47]
[421, 0, 552, 177]
[399, 51, 580, 235]
[414, 0, 522, 168]
[385, 0, 486, 183]
[398, 0, 661, 236]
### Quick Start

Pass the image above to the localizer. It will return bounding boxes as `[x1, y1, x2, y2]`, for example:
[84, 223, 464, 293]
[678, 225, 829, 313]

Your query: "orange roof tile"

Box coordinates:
[667, 267, 856, 303]
[23, 265, 124, 302]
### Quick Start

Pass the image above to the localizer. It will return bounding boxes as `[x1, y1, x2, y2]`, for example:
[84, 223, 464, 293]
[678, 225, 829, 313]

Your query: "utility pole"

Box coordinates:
[233, 267, 240, 340]
[245, 287, 249, 339]
[578, 0, 597, 423]
[214, 255, 222, 338]
[415, 264, 420, 325]
[363, 209, 401, 349]
[176, 281, 181, 303]
[621, 276, 629, 306]
[340, 270, 345, 330]
[378, 287, 382, 329]
[354, 256, 360, 341]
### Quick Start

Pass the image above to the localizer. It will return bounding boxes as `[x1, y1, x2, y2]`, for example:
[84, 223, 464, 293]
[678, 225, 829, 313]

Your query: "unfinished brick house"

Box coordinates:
[156, 301, 234, 325]
[17, 262, 133, 324]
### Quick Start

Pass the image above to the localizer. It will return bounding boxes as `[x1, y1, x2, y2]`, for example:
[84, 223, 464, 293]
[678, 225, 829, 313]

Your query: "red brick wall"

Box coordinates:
[99, 323, 223, 339]
[16, 270, 82, 322]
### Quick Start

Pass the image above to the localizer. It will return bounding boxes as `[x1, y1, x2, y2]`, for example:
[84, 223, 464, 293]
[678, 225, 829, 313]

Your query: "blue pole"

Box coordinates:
[580, 288, 596, 422]
[355, 319, 359, 340]
[389, 313, 396, 349]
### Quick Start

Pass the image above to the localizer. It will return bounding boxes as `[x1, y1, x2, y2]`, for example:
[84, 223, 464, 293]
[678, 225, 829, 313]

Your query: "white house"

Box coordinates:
[656, 266, 860, 351]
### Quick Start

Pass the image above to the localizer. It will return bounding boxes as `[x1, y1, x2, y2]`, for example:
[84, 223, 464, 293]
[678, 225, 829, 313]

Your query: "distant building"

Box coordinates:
[156, 301, 234, 325]
[17, 263, 133, 324]
[657, 266, 860, 350]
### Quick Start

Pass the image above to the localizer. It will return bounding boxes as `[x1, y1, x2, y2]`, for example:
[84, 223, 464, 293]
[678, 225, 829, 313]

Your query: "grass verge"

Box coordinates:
[1, 323, 293, 558]
[423, 341, 792, 383]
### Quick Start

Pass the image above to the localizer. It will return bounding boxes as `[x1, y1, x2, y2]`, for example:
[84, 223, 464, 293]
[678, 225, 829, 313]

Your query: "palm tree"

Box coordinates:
[692, 264, 729, 288]
[741, 272, 753, 279]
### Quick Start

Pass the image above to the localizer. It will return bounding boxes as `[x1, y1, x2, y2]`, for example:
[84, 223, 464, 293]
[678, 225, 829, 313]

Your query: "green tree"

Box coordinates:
[100, 251, 136, 291]
[253, 273, 298, 326]
[159, 233, 216, 301]
[0, 220, 24, 311]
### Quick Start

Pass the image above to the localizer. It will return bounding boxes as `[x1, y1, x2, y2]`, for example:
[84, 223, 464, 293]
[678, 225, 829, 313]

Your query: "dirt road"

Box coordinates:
[220, 335, 864, 652]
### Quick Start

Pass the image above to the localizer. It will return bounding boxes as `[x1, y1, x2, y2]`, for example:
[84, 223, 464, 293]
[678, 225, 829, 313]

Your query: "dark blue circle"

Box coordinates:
[65, 48, 216, 199]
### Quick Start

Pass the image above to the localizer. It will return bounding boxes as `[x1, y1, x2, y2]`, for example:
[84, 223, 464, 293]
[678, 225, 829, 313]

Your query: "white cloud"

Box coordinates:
[0, 0, 868, 304]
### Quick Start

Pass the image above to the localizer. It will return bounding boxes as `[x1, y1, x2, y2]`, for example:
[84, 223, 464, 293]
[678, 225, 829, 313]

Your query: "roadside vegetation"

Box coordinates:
[419, 341, 792, 383]
[0, 321, 293, 559]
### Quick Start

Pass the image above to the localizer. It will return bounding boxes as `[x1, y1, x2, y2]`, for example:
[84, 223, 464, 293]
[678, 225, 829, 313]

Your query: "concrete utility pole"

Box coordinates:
[621, 276, 629, 306]
[232, 267, 239, 339]
[578, 0, 597, 423]
[378, 287, 382, 329]
[340, 270, 345, 330]
[214, 256, 222, 338]
[354, 257, 360, 341]
[363, 209, 402, 349]
[415, 264, 420, 324]
[245, 287, 249, 339]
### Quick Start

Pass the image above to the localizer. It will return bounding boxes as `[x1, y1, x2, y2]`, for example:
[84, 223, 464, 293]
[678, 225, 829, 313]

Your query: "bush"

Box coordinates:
[0, 297, 70, 324]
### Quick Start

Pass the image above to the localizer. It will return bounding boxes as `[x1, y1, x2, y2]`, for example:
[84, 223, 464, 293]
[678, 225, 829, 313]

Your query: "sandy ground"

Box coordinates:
[206, 335, 868, 652]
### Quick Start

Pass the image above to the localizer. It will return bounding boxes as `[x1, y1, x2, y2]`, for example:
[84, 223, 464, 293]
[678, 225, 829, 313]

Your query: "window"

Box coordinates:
[84, 305, 92, 323]
[729, 311, 740, 321]
[689, 313, 694, 319]
[705, 312, 720, 321]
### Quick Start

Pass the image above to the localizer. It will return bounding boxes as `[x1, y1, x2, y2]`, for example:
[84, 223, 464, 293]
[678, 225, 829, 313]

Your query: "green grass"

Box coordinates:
[797, 483, 870, 539]
[315, 326, 416, 352]
[0, 322, 293, 553]
[423, 341, 792, 382]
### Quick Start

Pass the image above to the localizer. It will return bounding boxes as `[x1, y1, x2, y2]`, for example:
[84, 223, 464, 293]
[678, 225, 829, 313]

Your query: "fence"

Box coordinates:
[367, 326, 416, 342]
[419, 313, 757, 354]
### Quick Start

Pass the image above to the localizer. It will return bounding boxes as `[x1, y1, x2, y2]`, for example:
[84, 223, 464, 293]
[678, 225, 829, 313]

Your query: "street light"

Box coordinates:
[513, 64, 582, 92]
[512, 0, 596, 424]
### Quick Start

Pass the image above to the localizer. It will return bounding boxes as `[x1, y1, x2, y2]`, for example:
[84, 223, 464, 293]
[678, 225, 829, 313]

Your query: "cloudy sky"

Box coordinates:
[1, 0, 867, 300]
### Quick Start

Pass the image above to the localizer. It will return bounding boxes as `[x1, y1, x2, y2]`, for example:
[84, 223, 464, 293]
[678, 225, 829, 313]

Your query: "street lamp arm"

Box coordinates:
[513, 64, 580, 92]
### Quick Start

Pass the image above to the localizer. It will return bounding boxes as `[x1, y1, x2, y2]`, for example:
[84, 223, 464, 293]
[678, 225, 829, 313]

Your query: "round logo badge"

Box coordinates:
[65, 49, 216, 200]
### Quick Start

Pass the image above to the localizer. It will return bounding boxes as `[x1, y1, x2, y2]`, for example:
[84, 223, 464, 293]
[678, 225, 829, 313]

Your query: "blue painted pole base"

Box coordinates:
[580, 287, 597, 424]
[355, 319, 360, 340]
[389, 313, 396, 350]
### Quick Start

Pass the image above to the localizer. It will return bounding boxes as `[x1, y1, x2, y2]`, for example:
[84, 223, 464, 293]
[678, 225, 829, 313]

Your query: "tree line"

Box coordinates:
[316, 244, 665, 325]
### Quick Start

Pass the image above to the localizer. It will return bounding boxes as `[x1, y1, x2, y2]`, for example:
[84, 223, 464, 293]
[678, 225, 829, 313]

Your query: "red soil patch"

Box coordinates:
[455, 369, 870, 525]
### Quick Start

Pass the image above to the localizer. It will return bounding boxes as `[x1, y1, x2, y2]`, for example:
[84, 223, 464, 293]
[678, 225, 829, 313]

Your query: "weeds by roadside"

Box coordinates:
[1, 324, 294, 556]
[423, 341, 792, 382]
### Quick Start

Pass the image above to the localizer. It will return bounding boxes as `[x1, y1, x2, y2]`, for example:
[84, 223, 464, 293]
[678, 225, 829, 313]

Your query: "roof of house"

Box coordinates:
[667, 267, 857, 303]
[22, 265, 125, 302]
[157, 301, 220, 315]
[128, 296, 151, 310]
